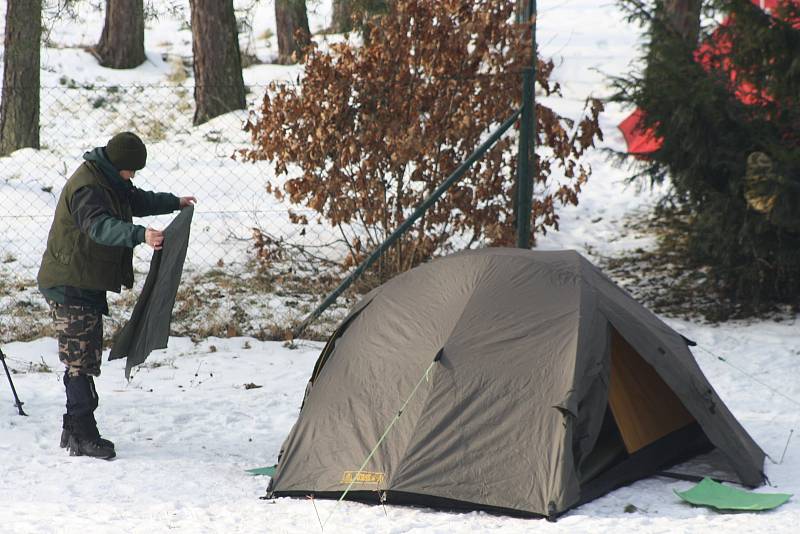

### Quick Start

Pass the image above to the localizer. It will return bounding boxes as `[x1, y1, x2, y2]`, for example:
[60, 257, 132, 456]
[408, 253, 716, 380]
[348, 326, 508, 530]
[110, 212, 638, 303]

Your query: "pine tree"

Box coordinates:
[189, 0, 246, 125]
[613, 0, 800, 317]
[275, 0, 310, 64]
[0, 0, 41, 156]
[94, 0, 146, 69]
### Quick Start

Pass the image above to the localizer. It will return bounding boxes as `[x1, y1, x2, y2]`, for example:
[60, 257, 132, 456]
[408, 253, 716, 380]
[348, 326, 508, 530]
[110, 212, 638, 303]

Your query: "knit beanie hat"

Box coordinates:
[105, 132, 147, 171]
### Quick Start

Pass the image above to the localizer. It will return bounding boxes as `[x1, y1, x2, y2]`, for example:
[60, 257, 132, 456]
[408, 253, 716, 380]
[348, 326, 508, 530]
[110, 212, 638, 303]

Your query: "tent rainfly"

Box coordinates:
[267, 249, 765, 519]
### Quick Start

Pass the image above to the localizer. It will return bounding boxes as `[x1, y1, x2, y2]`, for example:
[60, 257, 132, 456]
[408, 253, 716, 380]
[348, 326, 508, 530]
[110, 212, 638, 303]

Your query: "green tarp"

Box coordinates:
[247, 466, 276, 477]
[109, 206, 193, 379]
[675, 477, 791, 511]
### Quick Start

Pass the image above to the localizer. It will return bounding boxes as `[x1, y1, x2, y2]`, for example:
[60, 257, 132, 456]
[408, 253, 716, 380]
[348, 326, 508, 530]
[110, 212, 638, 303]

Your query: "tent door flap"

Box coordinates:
[607, 328, 695, 453]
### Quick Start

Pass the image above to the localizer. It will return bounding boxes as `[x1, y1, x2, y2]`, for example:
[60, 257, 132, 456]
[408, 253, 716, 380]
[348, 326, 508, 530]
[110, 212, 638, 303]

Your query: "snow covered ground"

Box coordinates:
[1, 323, 798, 533]
[1, 1, 798, 533]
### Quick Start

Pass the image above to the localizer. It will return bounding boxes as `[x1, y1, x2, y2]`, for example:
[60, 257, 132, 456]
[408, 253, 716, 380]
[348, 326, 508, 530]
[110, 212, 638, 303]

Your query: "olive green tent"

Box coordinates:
[268, 249, 764, 518]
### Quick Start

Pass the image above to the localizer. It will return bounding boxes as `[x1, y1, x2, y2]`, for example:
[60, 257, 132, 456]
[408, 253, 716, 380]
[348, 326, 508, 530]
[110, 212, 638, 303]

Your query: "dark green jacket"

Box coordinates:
[38, 148, 179, 295]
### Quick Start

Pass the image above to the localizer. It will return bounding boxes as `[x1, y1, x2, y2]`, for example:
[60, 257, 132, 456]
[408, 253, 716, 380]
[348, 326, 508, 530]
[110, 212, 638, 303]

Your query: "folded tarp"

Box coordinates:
[675, 477, 792, 512]
[109, 206, 193, 379]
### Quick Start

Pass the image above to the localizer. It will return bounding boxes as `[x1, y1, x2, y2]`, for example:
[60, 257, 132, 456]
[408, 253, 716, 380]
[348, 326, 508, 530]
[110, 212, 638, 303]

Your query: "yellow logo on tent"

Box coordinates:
[341, 471, 385, 485]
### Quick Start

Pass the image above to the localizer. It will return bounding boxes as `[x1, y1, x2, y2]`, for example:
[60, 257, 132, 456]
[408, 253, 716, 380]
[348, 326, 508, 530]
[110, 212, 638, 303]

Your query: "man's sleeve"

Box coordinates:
[129, 187, 180, 217]
[70, 186, 146, 247]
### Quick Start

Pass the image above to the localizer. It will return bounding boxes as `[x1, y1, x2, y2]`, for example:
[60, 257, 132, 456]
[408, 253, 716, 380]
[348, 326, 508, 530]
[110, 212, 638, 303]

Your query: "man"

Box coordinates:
[38, 132, 196, 460]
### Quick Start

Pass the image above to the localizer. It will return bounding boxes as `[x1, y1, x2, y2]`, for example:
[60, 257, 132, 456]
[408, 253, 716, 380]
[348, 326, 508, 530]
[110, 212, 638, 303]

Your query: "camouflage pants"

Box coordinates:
[49, 302, 103, 377]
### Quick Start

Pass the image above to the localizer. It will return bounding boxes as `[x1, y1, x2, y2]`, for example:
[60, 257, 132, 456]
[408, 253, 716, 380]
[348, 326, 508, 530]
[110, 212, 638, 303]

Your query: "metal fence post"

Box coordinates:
[516, 0, 537, 249]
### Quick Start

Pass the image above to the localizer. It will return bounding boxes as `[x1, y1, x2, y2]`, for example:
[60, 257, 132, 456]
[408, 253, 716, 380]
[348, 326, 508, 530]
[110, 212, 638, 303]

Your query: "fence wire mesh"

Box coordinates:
[1, 83, 350, 344]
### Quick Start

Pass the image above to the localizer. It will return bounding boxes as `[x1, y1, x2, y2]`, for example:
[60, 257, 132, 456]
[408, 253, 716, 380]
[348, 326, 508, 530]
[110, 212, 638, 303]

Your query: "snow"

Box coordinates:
[1, 1, 798, 533]
[2, 328, 799, 532]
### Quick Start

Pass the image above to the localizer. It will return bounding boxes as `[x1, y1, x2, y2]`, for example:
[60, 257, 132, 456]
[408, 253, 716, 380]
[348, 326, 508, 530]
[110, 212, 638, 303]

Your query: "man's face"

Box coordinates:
[119, 170, 136, 181]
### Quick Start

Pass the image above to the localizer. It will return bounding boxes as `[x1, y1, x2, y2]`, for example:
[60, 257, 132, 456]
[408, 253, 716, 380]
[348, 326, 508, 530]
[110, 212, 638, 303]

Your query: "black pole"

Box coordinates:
[0, 347, 27, 416]
[293, 108, 523, 339]
[515, 0, 537, 249]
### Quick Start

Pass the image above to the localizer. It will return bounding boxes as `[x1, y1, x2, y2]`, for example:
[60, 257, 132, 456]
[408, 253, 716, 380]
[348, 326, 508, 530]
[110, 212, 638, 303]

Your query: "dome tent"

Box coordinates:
[267, 249, 764, 519]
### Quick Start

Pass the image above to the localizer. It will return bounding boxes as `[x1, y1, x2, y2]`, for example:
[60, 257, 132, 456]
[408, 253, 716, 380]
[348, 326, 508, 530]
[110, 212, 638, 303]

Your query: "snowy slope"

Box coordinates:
[1, 1, 798, 533]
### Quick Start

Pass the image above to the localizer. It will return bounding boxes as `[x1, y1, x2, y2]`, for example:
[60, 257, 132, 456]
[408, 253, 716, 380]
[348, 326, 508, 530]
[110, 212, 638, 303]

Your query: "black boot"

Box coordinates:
[64, 373, 115, 459]
[61, 413, 114, 450]
[68, 414, 116, 459]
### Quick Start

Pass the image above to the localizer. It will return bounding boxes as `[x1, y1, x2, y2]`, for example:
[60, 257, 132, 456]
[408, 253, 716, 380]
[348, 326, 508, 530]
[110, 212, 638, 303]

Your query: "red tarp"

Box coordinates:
[618, 109, 663, 155]
[618, 0, 798, 155]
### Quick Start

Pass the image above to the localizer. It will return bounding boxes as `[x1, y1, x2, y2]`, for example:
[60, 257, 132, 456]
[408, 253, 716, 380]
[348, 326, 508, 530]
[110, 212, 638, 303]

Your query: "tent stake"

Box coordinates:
[778, 429, 793, 464]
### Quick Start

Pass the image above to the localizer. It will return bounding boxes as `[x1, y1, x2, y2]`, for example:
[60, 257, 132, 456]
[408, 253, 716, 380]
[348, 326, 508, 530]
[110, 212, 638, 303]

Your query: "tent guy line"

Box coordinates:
[693, 344, 800, 411]
[693, 343, 799, 467]
[322, 356, 440, 529]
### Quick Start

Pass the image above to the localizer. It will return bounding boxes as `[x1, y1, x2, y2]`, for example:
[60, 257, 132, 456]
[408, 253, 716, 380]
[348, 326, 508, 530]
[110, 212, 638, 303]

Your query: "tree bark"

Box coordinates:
[275, 0, 311, 65]
[332, 0, 354, 33]
[663, 0, 702, 46]
[189, 0, 246, 125]
[94, 0, 146, 69]
[0, 0, 41, 156]
[645, 0, 701, 87]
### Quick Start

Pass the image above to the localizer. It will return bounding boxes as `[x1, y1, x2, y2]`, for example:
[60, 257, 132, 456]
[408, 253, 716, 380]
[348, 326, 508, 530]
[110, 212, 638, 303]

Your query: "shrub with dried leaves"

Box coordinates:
[243, 0, 603, 276]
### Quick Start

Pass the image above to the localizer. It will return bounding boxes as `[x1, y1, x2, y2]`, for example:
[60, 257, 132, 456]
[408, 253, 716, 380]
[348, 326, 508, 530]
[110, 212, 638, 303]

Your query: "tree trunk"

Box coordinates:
[189, 0, 246, 125]
[94, 0, 146, 69]
[663, 0, 702, 46]
[332, 0, 353, 33]
[275, 0, 311, 65]
[0, 0, 41, 156]
[645, 0, 701, 87]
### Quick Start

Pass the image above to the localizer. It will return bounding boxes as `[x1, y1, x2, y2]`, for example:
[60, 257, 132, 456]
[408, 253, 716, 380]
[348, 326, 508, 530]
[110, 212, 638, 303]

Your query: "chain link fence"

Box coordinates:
[0, 83, 353, 343]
